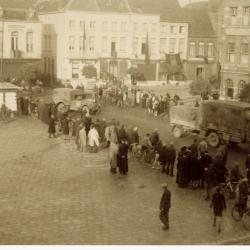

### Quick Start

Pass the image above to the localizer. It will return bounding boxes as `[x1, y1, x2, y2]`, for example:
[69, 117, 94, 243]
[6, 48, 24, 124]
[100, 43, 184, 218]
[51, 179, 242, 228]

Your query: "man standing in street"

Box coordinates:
[159, 183, 171, 230]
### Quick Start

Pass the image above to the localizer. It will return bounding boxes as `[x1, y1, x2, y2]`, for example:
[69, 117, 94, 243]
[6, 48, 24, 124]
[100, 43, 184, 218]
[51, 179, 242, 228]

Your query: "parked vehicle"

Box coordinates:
[52, 88, 101, 115]
[170, 100, 250, 148]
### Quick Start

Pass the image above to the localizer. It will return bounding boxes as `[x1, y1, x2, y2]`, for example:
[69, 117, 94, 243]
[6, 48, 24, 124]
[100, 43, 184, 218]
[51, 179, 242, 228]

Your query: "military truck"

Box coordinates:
[52, 88, 101, 115]
[170, 100, 250, 147]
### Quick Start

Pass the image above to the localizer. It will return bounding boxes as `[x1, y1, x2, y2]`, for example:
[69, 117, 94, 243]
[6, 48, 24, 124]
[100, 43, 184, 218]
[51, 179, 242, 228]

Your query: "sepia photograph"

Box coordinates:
[0, 0, 250, 246]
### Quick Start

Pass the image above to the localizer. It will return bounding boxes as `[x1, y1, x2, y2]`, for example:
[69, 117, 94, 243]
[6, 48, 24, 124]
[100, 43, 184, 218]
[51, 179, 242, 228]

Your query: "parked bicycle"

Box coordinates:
[231, 199, 250, 230]
[219, 180, 239, 200]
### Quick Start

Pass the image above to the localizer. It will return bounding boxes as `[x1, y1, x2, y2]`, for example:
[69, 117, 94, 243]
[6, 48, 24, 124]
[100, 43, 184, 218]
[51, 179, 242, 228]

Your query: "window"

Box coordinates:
[241, 43, 249, 64]
[226, 79, 234, 98]
[170, 25, 176, 34]
[189, 42, 195, 57]
[179, 26, 185, 33]
[198, 42, 205, 56]
[239, 80, 247, 93]
[169, 38, 176, 53]
[79, 36, 84, 51]
[120, 37, 126, 52]
[11, 31, 18, 51]
[102, 21, 108, 31]
[196, 66, 204, 79]
[143, 23, 147, 32]
[161, 24, 167, 33]
[243, 7, 250, 26]
[178, 38, 185, 55]
[121, 22, 126, 32]
[102, 37, 107, 52]
[208, 43, 214, 58]
[72, 61, 79, 79]
[89, 36, 95, 51]
[230, 7, 238, 25]
[69, 20, 75, 29]
[133, 37, 139, 54]
[26, 32, 33, 52]
[151, 23, 157, 32]
[90, 21, 95, 30]
[111, 38, 117, 57]
[150, 38, 156, 54]
[230, 7, 238, 16]
[133, 23, 138, 32]
[228, 43, 236, 63]
[69, 36, 75, 51]
[160, 38, 167, 53]
[141, 37, 146, 55]
[112, 22, 117, 32]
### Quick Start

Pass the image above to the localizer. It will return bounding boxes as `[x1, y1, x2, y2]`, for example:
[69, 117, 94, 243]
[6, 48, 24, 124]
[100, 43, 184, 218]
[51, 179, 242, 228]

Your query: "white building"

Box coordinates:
[37, 0, 161, 85]
[0, 5, 42, 80]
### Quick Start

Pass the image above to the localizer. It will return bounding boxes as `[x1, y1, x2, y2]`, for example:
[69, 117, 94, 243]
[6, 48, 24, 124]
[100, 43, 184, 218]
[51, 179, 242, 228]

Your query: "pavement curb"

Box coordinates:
[218, 234, 250, 245]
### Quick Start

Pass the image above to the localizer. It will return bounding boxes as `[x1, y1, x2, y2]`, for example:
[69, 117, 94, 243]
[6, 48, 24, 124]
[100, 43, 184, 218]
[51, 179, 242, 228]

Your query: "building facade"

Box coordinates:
[37, 0, 163, 85]
[210, 0, 250, 100]
[0, 5, 42, 80]
[184, 2, 218, 81]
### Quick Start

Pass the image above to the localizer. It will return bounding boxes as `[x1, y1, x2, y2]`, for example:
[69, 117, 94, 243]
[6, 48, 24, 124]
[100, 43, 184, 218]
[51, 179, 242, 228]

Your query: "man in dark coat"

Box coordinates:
[48, 115, 56, 138]
[159, 183, 171, 230]
[210, 186, 226, 233]
[159, 142, 168, 174]
[117, 139, 129, 175]
[117, 124, 128, 143]
[167, 142, 176, 176]
[83, 113, 92, 136]
[150, 128, 160, 147]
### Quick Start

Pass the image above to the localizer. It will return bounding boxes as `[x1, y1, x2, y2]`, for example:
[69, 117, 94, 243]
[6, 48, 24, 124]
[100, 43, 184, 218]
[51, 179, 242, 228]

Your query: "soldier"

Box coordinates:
[159, 183, 171, 230]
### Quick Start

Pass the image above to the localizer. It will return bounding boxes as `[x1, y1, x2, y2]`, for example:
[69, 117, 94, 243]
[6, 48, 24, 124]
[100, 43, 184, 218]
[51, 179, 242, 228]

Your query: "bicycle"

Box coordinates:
[219, 180, 239, 200]
[231, 199, 250, 230]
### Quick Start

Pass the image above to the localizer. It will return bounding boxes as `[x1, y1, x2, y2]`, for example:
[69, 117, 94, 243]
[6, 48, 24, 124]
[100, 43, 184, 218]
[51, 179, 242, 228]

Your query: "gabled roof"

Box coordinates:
[182, 1, 216, 38]
[128, 0, 180, 14]
[68, 0, 131, 13]
[36, 0, 180, 14]
[0, 0, 37, 9]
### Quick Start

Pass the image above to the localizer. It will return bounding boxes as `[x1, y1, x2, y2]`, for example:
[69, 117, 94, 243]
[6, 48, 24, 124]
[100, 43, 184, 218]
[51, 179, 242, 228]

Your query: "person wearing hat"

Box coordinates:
[159, 183, 171, 230]
[210, 186, 226, 234]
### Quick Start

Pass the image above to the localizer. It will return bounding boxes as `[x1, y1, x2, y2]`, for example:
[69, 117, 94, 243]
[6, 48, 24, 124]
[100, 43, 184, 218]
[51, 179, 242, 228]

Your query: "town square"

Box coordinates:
[0, 0, 250, 246]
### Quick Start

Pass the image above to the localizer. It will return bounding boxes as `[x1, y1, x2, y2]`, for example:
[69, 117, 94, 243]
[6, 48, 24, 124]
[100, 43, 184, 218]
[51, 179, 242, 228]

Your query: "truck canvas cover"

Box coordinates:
[200, 100, 250, 137]
[170, 105, 200, 130]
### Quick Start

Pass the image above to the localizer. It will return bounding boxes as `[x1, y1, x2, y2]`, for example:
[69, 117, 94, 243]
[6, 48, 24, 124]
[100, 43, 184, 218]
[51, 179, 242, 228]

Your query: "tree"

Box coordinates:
[239, 84, 250, 102]
[189, 79, 212, 96]
[82, 65, 97, 79]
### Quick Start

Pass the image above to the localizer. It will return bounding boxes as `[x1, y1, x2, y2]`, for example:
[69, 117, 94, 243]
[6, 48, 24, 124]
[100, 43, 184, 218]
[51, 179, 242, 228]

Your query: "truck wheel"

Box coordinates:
[207, 132, 220, 147]
[56, 103, 66, 114]
[82, 106, 90, 114]
[172, 126, 183, 138]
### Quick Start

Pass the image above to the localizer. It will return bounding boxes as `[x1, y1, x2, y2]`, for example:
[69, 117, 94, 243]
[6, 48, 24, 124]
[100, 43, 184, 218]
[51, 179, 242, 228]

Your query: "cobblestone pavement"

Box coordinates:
[0, 114, 249, 245]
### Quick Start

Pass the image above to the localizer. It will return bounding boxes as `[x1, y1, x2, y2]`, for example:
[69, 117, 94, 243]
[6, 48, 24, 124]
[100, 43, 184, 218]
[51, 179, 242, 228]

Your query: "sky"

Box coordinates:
[178, 0, 208, 7]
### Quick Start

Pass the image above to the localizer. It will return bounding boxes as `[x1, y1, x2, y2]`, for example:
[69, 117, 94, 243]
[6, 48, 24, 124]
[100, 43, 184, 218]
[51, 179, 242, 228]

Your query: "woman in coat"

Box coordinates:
[117, 139, 129, 175]
[210, 186, 226, 233]
[48, 115, 56, 138]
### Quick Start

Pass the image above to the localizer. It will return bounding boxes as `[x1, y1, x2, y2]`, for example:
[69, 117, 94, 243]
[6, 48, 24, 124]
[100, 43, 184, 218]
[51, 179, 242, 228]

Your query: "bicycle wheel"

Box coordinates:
[242, 209, 250, 230]
[231, 204, 243, 222]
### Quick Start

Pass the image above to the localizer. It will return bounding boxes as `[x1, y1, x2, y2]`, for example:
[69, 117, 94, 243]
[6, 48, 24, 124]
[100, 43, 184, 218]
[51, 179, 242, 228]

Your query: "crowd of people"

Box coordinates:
[104, 85, 183, 117]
